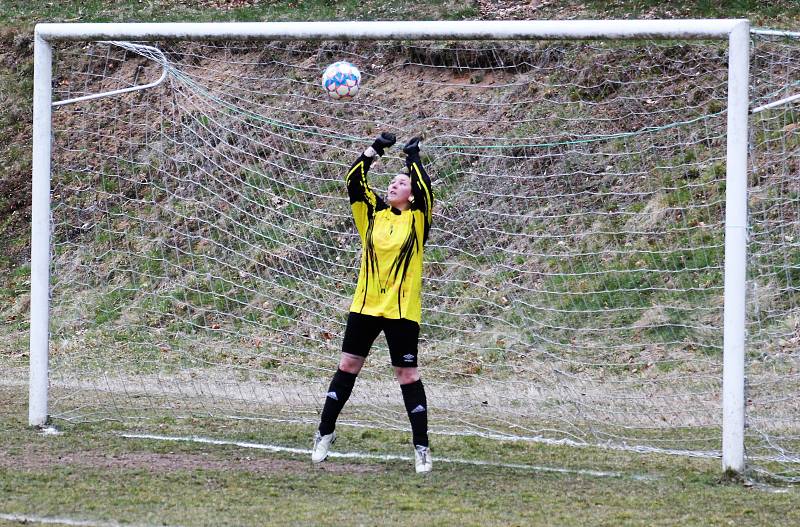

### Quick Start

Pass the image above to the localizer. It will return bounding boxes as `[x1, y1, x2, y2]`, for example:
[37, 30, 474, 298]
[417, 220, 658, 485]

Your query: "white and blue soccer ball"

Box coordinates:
[321, 61, 361, 100]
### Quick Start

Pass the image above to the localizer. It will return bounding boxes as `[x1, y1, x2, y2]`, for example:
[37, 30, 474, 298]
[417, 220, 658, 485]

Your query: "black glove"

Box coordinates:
[371, 132, 396, 157]
[403, 136, 422, 156]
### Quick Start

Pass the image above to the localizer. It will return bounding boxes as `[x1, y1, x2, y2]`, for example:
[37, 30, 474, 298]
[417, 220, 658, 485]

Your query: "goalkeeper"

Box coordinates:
[312, 133, 434, 473]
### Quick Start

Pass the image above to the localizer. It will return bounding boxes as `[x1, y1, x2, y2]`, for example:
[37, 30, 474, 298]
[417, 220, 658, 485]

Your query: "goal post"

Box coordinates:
[29, 31, 53, 431]
[721, 20, 749, 476]
[30, 20, 754, 475]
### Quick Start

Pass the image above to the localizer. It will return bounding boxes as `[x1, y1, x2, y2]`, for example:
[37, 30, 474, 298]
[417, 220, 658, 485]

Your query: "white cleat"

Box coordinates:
[311, 430, 336, 463]
[414, 444, 432, 473]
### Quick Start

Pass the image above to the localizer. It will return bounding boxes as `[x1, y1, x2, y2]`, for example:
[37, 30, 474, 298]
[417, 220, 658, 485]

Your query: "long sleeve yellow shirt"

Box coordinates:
[345, 151, 433, 323]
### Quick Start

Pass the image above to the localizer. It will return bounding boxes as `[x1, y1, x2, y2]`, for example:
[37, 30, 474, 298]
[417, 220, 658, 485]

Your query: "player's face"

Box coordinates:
[387, 174, 412, 208]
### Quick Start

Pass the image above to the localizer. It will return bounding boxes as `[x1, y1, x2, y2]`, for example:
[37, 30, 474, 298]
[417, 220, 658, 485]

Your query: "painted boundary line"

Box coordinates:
[223, 414, 724, 460]
[121, 433, 657, 481]
[0, 513, 182, 527]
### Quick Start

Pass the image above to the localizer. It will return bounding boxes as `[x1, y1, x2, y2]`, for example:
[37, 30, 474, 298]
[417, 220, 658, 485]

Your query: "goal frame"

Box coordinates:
[29, 19, 751, 473]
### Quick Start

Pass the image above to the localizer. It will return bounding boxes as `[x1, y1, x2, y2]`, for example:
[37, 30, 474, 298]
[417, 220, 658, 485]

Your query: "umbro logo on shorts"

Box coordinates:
[326, 391, 339, 400]
[403, 354, 415, 362]
[411, 405, 426, 413]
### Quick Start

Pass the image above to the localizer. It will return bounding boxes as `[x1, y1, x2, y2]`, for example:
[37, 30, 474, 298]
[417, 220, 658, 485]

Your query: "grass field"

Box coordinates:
[2, 2, 800, 526]
[0, 385, 798, 527]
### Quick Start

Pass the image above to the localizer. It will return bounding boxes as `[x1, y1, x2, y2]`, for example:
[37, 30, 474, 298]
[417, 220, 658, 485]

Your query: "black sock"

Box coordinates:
[318, 369, 358, 436]
[400, 379, 429, 447]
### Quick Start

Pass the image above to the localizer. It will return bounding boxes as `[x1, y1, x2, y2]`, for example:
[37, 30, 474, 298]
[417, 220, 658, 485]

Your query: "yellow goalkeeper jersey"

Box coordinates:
[345, 151, 433, 323]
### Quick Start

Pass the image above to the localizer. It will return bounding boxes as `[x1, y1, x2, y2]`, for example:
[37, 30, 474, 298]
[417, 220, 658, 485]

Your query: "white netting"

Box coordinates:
[747, 32, 800, 483]
[40, 34, 798, 481]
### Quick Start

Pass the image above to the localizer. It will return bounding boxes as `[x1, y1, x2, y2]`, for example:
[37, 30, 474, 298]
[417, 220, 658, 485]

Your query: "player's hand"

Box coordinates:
[403, 136, 422, 156]
[371, 132, 396, 157]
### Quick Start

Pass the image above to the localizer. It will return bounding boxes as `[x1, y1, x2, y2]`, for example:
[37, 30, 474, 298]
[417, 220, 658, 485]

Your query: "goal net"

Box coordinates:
[745, 30, 800, 483]
[31, 23, 800, 481]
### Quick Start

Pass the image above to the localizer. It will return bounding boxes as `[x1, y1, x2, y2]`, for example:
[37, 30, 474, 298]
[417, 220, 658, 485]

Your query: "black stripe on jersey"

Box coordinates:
[347, 156, 388, 313]
[407, 156, 434, 245]
[383, 216, 420, 318]
[360, 215, 380, 312]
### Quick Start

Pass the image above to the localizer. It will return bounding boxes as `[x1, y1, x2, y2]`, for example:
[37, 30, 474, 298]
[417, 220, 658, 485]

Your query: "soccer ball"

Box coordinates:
[321, 61, 361, 100]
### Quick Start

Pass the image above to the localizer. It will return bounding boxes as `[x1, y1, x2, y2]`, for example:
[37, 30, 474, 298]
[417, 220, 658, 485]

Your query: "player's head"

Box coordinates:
[387, 172, 413, 210]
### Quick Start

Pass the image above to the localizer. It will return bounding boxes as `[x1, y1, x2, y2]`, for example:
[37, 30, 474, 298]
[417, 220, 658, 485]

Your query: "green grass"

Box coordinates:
[94, 287, 137, 324]
[577, 0, 800, 25]
[2, 0, 800, 28]
[0, 0, 480, 26]
[2, 5, 800, 521]
[0, 385, 798, 526]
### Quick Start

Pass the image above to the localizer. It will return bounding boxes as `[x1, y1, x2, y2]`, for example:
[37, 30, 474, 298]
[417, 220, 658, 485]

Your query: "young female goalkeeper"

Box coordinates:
[311, 133, 434, 473]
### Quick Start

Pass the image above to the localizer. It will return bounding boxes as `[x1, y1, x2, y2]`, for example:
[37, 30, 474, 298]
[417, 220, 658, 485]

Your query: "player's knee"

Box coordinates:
[395, 367, 420, 384]
[339, 353, 365, 374]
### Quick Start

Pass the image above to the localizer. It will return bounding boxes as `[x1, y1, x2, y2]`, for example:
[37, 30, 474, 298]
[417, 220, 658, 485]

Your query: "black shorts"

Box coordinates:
[342, 312, 420, 367]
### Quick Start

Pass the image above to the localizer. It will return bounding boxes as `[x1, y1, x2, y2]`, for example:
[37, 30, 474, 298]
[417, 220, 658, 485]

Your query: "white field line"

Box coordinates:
[0, 513, 182, 527]
[120, 432, 657, 481]
[222, 414, 724, 460]
[3, 375, 731, 462]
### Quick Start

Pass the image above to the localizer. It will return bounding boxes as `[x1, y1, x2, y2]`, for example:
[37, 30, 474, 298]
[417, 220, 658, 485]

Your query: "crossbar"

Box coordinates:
[35, 19, 745, 42]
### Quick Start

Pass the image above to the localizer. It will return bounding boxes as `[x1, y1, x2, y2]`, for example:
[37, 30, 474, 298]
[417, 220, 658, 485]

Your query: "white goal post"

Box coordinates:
[29, 19, 751, 474]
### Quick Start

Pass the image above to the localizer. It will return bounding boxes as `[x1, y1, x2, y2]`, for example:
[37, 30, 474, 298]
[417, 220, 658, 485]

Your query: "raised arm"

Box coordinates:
[345, 133, 396, 240]
[404, 137, 434, 243]
[345, 132, 396, 206]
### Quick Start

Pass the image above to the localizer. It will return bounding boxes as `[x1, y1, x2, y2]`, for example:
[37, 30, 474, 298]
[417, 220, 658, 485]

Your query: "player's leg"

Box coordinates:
[385, 319, 431, 473]
[318, 352, 364, 434]
[313, 312, 381, 463]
